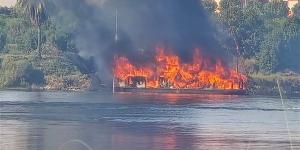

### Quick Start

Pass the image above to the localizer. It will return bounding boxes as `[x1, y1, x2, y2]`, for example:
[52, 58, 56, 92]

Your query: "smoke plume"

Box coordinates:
[52, 0, 227, 82]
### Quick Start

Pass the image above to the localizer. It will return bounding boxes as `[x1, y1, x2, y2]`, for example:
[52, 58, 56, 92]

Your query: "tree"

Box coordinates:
[257, 33, 280, 73]
[278, 17, 300, 72]
[5, 16, 38, 54]
[44, 15, 77, 52]
[16, 0, 48, 58]
[255, 1, 296, 73]
[292, 3, 300, 17]
[218, 0, 244, 58]
[219, 0, 243, 30]
[0, 7, 10, 52]
[0, 17, 6, 52]
[257, 17, 291, 73]
[0, 31, 6, 52]
[240, 0, 265, 58]
[0, 7, 12, 15]
[263, 0, 289, 19]
[202, 0, 218, 14]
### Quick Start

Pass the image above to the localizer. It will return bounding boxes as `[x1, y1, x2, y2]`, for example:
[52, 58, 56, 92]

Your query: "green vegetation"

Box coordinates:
[203, 0, 300, 96]
[0, 0, 299, 93]
[0, 1, 91, 90]
[0, 53, 89, 89]
[0, 56, 41, 88]
[202, 0, 218, 14]
[16, 0, 48, 58]
[213, 0, 300, 74]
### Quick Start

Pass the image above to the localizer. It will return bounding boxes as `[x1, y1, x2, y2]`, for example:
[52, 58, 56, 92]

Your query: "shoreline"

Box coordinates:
[1, 85, 300, 98]
[1, 72, 300, 97]
[246, 74, 300, 97]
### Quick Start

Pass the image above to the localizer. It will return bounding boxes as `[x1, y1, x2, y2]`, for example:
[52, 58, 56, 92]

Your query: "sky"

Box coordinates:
[0, 0, 17, 7]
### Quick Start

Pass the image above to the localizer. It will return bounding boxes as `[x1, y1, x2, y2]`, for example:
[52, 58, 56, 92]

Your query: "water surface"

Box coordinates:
[0, 91, 299, 150]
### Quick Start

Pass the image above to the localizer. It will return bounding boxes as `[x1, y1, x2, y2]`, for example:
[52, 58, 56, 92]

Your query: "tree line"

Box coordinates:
[0, 0, 300, 75]
[203, 0, 300, 74]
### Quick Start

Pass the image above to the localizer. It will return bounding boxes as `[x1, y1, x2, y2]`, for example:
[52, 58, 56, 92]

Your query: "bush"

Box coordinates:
[240, 58, 259, 75]
[257, 35, 280, 74]
[0, 7, 12, 15]
[0, 31, 6, 52]
[0, 15, 7, 52]
[0, 56, 44, 88]
[36, 57, 80, 76]
[23, 65, 44, 85]
[5, 17, 37, 54]
[43, 18, 76, 52]
[44, 74, 91, 91]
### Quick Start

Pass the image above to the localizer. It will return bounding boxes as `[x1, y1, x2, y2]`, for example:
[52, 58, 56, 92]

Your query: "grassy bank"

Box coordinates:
[0, 52, 96, 91]
[247, 73, 300, 97]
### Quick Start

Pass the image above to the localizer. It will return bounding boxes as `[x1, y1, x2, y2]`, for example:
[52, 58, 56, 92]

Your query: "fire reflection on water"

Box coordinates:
[113, 93, 240, 104]
[1, 91, 299, 150]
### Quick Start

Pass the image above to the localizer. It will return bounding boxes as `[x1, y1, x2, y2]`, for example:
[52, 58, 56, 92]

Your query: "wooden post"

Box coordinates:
[112, 76, 115, 93]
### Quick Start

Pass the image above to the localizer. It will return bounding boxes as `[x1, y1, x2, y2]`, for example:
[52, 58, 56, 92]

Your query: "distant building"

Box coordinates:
[0, 0, 17, 8]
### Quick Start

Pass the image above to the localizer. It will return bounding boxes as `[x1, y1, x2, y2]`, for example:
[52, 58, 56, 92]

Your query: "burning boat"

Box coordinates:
[113, 47, 247, 95]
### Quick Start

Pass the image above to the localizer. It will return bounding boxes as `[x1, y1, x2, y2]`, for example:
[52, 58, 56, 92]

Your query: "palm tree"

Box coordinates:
[17, 0, 48, 58]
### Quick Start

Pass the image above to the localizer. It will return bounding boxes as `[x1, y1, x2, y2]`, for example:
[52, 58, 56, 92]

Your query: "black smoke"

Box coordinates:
[52, 0, 227, 81]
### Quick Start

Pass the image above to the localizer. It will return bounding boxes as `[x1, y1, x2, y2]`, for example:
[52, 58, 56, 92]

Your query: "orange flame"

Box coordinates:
[114, 47, 247, 90]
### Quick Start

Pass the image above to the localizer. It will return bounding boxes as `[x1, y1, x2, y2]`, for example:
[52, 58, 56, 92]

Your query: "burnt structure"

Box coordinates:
[113, 76, 246, 95]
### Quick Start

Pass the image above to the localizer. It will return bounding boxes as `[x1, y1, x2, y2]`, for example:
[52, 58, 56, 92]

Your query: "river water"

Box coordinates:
[0, 91, 299, 150]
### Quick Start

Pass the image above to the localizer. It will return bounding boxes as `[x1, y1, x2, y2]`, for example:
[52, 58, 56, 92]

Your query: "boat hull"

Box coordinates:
[114, 87, 246, 95]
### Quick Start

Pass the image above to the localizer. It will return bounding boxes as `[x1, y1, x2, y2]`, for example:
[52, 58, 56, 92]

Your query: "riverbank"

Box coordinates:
[246, 73, 300, 97]
[3, 75, 300, 97]
[1, 75, 101, 92]
[0, 52, 101, 91]
[1, 53, 300, 96]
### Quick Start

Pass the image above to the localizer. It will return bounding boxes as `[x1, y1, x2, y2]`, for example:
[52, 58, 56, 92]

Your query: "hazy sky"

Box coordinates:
[0, 0, 17, 7]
